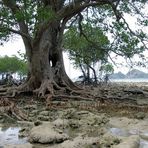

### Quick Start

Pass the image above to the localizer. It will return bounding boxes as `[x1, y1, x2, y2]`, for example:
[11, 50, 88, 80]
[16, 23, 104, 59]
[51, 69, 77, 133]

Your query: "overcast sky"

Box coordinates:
[1, 36, 148, 79]
[0, 37, 83, 79]
[0, 8, 148, 78]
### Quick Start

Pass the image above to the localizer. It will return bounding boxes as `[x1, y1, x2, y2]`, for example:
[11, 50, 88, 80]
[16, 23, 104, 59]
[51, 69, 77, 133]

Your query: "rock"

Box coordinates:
[0, 115, 3, 120]
[24, 105, 37, 110]
[135, 112, 145, 119]
[29, 113, 35, 117]
[77, 111, 89, 115]
[59, 136, 100, 148]
[28, 117, 35, 122]
[140, 132, 148, 140]
[52, 118, 69, 128]
[19, 127, 30, 137]
[38, 115, 49, 121]
[31, 110, 39, 114]
[61, 108, 76, 119]
[39, 111, 49, 116]
[29, 123, 69, 144]
[34, 120, 42, 126]
[0, 119, 4, 123]
[80, 113, 109, 126]
[68, 119, 80, 128]
[17, 121, 34, 126]
[113, 135, 140, 148]
[101, 132, 120, 147]
[4, 143, 33, 148]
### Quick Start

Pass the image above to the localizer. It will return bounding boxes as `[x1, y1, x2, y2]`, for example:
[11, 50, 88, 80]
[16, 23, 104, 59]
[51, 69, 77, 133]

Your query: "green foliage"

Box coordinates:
[0, 0, 148, 74]
[0, 56, 27, 75]
[0, 0, 57, 43]
[64, 24, 110, 68]
[37, 6, 56, 21]
[100, 63, 114, 75]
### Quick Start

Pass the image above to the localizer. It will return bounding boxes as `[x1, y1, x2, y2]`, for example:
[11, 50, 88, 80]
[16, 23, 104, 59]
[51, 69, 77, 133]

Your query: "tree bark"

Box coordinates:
[17, 21, 78, 97]
[89, 65, 98, 84]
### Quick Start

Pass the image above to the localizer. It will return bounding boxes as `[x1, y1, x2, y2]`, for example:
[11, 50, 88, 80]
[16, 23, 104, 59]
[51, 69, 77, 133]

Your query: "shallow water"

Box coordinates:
[1, 125, 148, 148]
[110, 127, 148, 148]
[111, 78, 148, 83]
[109, 127, 129, 137]
[140, 139, 148, 148]
[0, 126, 27, 146]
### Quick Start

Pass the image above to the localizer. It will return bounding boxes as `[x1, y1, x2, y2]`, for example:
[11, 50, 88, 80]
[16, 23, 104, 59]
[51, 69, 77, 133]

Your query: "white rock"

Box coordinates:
[4, 143, 33, 148]
[29, 123, 69, 144]
[113, 135, 140, 148]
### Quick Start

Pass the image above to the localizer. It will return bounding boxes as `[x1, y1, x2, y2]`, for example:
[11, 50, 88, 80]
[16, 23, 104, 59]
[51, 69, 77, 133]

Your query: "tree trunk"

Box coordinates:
[17, 21, 78, 97]
[89, 65, 98, 84]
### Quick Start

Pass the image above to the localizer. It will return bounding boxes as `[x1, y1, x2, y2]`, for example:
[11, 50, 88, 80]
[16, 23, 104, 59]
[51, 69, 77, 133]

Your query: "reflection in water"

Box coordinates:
[109, 127, 148, 148]
[140, 139, 148, 148]
[109, 127, 129, 137]
[0, 126, 27, 146]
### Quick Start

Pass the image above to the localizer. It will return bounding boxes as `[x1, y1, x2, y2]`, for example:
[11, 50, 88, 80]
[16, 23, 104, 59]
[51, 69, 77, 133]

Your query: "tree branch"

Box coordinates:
[2, 0, 32, 42]
[7, 28, 32, 40]
[57, 0, 109, 20]
[33, 0, 117, 45]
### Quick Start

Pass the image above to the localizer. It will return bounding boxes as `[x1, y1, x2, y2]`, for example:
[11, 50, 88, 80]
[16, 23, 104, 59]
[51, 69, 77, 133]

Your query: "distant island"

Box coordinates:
[110, 69, 148, 79]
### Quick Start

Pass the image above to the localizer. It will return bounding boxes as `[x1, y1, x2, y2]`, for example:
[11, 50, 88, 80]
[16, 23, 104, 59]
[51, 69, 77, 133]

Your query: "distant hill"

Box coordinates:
[110, 69, 148, 79]
[109, 72, 126, 79]
[126, 69, 148, 78]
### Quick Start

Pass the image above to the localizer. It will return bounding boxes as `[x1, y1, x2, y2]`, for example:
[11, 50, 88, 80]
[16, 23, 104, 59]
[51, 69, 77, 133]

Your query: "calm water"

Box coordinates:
[110, 128, 148, 148]
[111, 78, 148, 83]
[0, 126, 27, 146]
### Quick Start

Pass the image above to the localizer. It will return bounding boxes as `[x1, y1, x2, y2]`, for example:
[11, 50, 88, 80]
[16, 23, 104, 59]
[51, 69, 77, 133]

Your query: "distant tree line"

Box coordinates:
[0, 55, 27, 85]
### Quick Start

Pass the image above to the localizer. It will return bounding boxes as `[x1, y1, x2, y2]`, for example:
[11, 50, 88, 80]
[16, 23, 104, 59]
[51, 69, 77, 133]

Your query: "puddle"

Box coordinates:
[109, 127, 129, 137]
[140, 139, 148, 148]
[109, 127, 148, 148]
[0, 126, 27, 146]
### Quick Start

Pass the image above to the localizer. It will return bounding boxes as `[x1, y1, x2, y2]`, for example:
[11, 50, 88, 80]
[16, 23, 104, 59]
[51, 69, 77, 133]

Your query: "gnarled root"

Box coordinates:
[0, 77, 36, 97]
[0, 98, 27, 120]
[0, 76, 88, 102]
[0, 86, 17, 98]
[33, 79, 54, 98]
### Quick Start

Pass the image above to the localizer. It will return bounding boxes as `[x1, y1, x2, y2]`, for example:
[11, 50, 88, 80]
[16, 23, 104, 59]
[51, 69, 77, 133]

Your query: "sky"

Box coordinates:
[0, 4, 148, 78]
[1, 36, 148, 80]
[0, 37, 82, 79]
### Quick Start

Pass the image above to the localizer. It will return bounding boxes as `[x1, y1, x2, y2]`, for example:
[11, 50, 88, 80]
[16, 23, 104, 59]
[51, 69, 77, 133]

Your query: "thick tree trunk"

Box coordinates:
[18, 22, 78, 97]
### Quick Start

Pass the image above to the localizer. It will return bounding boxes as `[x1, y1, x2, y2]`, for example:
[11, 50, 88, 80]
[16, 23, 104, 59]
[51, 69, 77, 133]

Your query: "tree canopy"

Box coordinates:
[0, 56, 27, 76]
[64, 24, 109, 64]
[64, 24, 110, 83]
[0, 1, 147, 49]
[0, 0, 148, 97]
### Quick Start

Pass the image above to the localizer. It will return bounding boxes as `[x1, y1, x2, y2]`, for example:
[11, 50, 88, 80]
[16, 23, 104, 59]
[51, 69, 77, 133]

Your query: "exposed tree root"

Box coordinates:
[0, 87, 22, 98]
[0, 78, 94, 111]
[0, 98, 27, 120]
[33, 79, 54, 98]
[52, 95, 93, 101]
[0, 77, 36, 97]
[0, 87, 8, 92]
